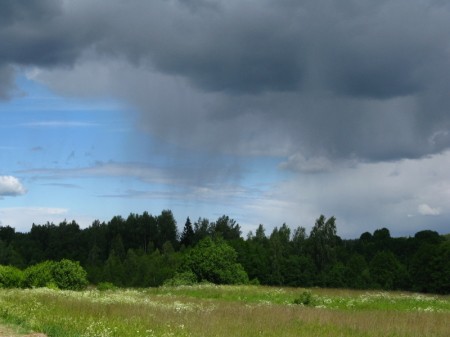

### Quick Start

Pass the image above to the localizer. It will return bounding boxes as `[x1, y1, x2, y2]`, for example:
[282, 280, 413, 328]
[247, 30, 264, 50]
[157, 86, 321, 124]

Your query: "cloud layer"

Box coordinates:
[0, 0, 449, 163]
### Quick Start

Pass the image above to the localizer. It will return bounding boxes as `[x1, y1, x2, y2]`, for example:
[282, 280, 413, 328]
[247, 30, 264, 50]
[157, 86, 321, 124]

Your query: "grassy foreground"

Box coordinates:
[0, 285, 449, 337]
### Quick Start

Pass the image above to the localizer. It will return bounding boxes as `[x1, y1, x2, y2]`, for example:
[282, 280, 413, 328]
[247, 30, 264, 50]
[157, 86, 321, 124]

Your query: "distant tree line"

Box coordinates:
[0, 210, 449, 294]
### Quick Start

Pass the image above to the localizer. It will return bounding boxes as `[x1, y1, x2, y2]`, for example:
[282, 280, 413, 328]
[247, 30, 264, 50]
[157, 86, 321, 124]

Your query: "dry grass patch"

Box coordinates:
[0, 323, 47, 337]
[180, 301, 450, 337]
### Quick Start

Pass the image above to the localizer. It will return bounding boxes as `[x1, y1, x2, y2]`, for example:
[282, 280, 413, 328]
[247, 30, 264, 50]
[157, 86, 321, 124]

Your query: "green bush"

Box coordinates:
[97, 282, 117, 291]
[164, 271, 198, 286]
[249, 278, 260, 285]
[52, 259, 88, 290]
[23, 260, 56, 288]
[183, 237, 249, 285]
[23, 259, 88, 290]
[0, 265, 24, 288]
[293, 290, 316, 306]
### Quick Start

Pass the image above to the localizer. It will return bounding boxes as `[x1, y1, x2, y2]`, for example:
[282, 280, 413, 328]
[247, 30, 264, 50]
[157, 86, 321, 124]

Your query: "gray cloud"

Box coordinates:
[279, 153, 333, 173]
[18, 159, 243, 192]
[0, 65, 16, 99]
[0, 0, 100, 89]
[0, 0, 61, 26]
[3, 0, 450, 163]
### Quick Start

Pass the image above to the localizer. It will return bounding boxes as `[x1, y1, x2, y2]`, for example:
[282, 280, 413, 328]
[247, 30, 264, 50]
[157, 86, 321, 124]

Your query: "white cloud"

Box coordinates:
[418, 204, 441, 216]
[242, 151, 450, 238]
[0, 176, 26, 196]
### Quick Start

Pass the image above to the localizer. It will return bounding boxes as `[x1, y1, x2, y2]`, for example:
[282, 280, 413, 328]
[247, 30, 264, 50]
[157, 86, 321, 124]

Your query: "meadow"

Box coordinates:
[0, 285, 449, 337]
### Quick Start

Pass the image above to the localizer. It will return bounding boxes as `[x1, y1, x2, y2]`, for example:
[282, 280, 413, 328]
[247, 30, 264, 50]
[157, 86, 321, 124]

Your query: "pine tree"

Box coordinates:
[180, 217, 195, 247]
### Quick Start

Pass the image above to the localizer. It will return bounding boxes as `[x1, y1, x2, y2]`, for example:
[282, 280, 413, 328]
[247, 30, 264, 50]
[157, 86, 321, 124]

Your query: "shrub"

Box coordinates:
[23, 259, 88, 290]
[164, 271, 198, 286]
[52, 259, 88, 290]
[0, 265, 24, 288]
[23, 260, 56, 288]
[249, 278, 260, 286]
[97, 282, 117, 291]
[183, 237, 249, 285]
[293, 290, 316, 306]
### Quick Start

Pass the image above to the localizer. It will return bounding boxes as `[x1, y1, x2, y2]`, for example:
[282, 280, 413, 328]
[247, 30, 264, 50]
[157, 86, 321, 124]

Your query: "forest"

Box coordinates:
[0, 210, 449, 294]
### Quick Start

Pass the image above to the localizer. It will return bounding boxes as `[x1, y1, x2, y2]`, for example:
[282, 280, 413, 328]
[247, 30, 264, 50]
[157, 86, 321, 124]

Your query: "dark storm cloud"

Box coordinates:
[176, 0, 221, 12]
[0, 0, 99, 88]
[0, 0, 61, 26]
[88, 0, 449, 99]
[90, 0, 307, 94]
[3, 0, 450, 162]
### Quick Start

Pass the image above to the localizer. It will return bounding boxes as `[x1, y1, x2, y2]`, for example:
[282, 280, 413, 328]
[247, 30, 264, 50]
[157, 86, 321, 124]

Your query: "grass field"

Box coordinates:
[0, 285, 449, 337]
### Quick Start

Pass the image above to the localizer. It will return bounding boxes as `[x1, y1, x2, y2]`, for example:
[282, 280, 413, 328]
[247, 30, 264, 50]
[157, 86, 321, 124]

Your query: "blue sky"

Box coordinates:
[1, 75, 286, 234]
[1, 0, 450, 238]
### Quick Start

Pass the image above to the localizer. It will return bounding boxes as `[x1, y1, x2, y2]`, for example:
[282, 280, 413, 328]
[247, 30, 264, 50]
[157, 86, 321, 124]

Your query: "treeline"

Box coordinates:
[0, 210, 449, 294]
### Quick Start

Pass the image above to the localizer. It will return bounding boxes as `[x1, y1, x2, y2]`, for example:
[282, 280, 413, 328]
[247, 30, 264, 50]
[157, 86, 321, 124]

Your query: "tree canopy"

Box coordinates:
[0, 211, 449, 293]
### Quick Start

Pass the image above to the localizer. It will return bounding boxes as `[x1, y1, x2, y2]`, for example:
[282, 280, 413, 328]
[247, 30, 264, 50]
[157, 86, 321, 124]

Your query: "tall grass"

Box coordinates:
[0, 286, 448, 337]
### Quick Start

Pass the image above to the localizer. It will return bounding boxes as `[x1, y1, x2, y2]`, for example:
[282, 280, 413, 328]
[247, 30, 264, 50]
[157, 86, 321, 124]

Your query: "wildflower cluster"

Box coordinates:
[307, 291, 449, 312]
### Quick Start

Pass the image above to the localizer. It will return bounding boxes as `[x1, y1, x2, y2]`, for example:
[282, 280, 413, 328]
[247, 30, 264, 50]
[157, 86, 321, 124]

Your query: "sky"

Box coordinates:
[1, 0, 450, 238]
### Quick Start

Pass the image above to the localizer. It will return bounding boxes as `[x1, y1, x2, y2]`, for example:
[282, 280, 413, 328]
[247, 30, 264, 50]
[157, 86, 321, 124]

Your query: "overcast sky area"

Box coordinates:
[1, 0, 450, 238]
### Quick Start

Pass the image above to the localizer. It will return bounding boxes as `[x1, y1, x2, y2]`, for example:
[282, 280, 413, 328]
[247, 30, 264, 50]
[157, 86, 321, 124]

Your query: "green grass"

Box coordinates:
[0, 286, 449, 337]
[146, 285, 450, 312]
